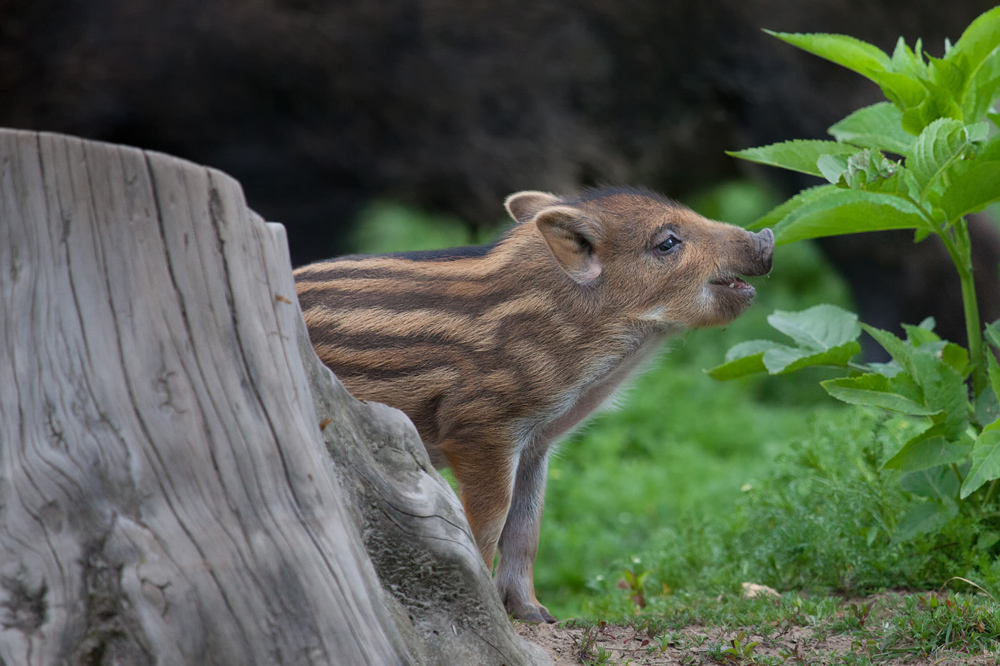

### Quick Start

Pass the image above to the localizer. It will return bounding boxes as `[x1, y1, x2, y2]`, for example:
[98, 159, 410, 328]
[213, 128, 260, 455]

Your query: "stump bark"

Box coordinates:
[0, 128, 549, 665]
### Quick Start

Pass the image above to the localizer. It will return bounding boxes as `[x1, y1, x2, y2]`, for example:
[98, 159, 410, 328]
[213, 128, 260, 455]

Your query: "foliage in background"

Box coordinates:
[712, 7, 1000, 547]
[352, 202, 500, 253]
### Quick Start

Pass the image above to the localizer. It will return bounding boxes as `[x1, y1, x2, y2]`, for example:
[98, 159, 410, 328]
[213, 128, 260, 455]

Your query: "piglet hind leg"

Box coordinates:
[440, 438, 515, 579]
[495, 449, 556, 623]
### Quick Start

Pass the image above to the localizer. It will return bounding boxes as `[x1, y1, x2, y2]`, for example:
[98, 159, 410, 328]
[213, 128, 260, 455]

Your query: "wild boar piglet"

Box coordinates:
[295, 186, 774, 623]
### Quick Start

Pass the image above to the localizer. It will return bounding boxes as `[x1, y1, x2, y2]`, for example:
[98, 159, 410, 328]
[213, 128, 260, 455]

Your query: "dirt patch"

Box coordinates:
[515, 617, 999, 665]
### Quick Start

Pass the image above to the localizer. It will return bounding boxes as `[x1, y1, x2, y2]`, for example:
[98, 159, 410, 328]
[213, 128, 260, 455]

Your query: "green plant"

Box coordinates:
[716, 631, 762, 665]
[839, 602, 873, 631]
[710, 8, 1000, 540]
[878, 592, 1000, 656]
[575, 620, 617, 665]
[618, 567, 652, 610]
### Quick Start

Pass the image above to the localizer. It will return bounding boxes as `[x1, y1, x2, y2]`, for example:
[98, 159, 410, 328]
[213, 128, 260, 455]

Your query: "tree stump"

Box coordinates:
[0, 129, 549, 665]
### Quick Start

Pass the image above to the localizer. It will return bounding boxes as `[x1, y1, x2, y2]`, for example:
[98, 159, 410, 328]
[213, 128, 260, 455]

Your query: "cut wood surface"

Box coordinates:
[0, 129, 549, 665]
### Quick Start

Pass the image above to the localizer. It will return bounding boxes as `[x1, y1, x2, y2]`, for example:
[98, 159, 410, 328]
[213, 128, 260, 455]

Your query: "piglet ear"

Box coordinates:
[504, 191, 561, 224]
[532, 206, 603, 284]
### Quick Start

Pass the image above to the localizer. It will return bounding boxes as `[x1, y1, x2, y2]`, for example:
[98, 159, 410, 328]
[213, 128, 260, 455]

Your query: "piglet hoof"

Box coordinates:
[538, 605, 557, 624]
[507, 600, 557, 624]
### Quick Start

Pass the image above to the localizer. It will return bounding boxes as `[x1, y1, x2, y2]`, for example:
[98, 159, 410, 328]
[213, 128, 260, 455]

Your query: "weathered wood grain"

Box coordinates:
[0, 129, 548, 665]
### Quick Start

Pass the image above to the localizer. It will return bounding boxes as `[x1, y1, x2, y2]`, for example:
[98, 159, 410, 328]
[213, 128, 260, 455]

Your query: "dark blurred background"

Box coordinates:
[2, 0, 998, 347]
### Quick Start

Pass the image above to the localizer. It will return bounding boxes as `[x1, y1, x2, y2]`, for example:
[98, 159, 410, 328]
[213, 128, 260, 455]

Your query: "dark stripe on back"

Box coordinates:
[295, 263, 497, 284]
[297, 281, 512, 314]
[375, 242, 498, 262]
[309, 327, 477, 351]
[324, 357, 456, 382]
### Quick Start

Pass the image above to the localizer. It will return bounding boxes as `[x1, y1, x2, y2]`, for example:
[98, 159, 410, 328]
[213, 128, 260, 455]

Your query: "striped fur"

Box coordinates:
[295, 186, 774, 622]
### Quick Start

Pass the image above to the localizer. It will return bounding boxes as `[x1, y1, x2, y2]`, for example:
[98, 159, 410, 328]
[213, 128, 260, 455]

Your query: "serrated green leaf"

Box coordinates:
[983, 353, 1000, 423]
[752, 307, 862, 376]
[888, 370, 925, 402]
[706, 339, 783, 380]
[727, 140, 860, 177]
[961, 49, 1000, 123]
[828, 102, 915, 154]
[923, 360, 970, 440]
[860, 327, 968, 436]
[946, 6, 1000, 75]
[938, 160, 1000, 222]
[722, 339, 780, 364]
[891, 37, 929, 80]
[882, 423, 972, 472]
[902, 93, 964, 136]
[867, 360, 903, 378]
[908, 339, 970, 377]
[822, 374, 937, 414]
[772, 189, 926, 244]
[767, 30, 892, 75]
[863, 325, 918, 379]
[927, 54, 968, 102]
[894, 499, 957, 542]
[939, 342, 970, 378]
[862, 167, 920, 200]
[900, 464, 960, 499]
[960, 422, 1000, 498]
[977, 135, 1000, 161]
[844, 149, 898, 189]
[902, 322, 940, 346]
[989, 353, 1000, 399]
[968, 121, 991, 143]
[974, 385, 999, 428]
[763, 342, 861, 374]
[747, 185, 840, 231]
[910, 118, 974, 198]
[817, 154, 850, 184]
[766, 31, 927, 111]
[767, 304, 861, 349]
[985, 320, 1000, 350]
[880, 73, 933, 114]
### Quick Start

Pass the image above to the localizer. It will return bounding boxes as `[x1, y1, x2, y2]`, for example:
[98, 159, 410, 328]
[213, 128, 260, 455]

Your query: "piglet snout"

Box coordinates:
[747, 228, 774, 276]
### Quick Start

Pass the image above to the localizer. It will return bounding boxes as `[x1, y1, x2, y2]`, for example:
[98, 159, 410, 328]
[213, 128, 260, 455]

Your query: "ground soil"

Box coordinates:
[515, 610, 1000, 665]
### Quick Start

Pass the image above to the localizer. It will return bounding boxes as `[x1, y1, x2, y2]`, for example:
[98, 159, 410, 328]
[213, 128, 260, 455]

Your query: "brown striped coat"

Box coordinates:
[295, 187, 774, 622]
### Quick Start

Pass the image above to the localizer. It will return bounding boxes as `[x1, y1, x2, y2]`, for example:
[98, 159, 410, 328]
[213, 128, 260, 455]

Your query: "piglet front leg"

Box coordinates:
[495, 448, 556, 623]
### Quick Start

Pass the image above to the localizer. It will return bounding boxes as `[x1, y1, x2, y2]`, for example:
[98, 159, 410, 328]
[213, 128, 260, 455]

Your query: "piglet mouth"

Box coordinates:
[710, 275, 755, 293]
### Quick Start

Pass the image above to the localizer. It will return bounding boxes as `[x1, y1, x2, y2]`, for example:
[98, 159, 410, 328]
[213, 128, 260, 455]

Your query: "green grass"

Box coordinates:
[581, 408, 999, 617]
[569, 591, 1000, 665]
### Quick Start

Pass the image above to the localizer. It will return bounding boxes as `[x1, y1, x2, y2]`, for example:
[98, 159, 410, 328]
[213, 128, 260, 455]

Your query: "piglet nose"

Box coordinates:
[750, 228, 774, 275]
[753, 228, 774, 253]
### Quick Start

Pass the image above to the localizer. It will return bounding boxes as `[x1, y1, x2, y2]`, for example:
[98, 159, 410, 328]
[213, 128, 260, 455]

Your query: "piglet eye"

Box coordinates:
[657, 236, 682, 253]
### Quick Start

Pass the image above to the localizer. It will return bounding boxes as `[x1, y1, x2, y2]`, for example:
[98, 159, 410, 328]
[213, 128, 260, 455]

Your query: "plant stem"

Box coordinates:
[984, 480, 999, 508]
[939, 219, 987, 396]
